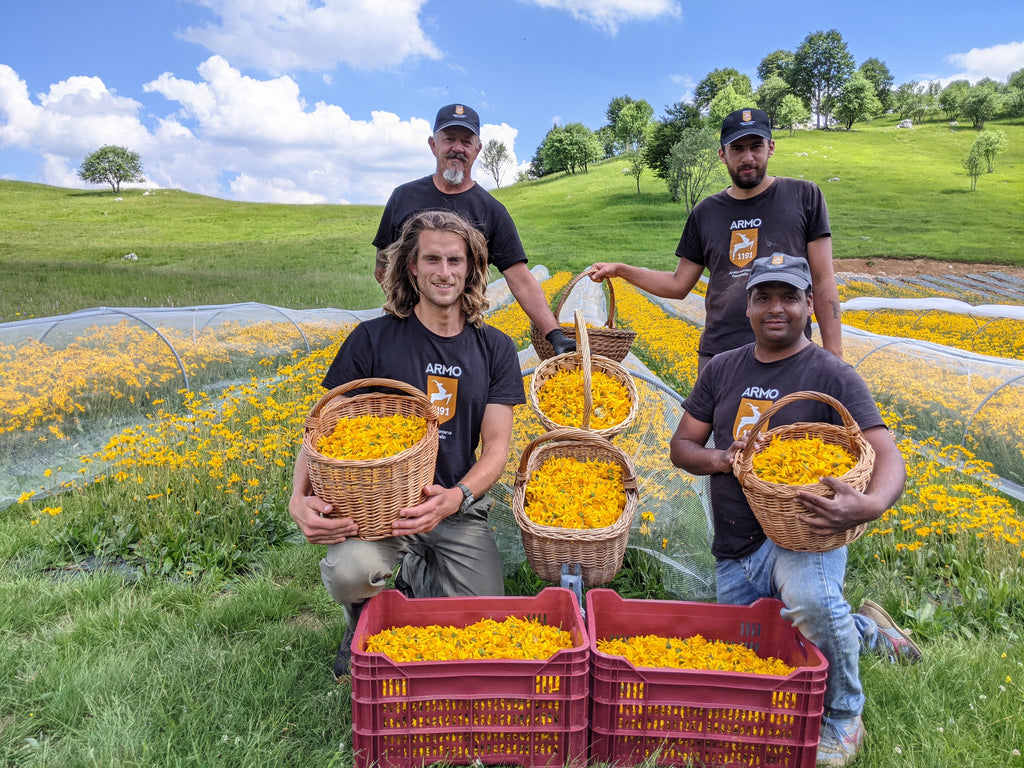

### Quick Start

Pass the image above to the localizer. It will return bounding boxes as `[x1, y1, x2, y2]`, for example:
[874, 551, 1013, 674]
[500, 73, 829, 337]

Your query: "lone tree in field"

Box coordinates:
[479, 139, 513, 188]
[78, 145, 144, 193]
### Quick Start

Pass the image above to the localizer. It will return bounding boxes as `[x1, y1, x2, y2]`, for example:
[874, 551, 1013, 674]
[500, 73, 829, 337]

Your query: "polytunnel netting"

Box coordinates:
[3, 265, 1023, 597]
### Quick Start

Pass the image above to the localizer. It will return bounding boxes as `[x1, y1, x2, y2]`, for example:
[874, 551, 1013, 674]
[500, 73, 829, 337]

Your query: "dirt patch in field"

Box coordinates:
[834, 258, 1024, 282]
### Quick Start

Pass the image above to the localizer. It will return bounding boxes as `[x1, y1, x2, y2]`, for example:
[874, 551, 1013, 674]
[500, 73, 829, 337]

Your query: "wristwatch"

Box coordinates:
[455, 483, 475, 514]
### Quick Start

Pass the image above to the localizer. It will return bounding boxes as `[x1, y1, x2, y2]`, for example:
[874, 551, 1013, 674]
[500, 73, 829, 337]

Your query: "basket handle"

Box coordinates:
[575, 309, 594, 430]
[553, 270, 617, 330]
[305, 377, 435, 430]
[514, 426, 638, 488]
[735, 390, 863, 468]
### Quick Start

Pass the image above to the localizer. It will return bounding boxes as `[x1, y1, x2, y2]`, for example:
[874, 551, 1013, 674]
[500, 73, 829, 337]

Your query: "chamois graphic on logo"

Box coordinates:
[427, 376, 457, 424]
[729, 229, 758, 268]
[733, 399, 771, 440]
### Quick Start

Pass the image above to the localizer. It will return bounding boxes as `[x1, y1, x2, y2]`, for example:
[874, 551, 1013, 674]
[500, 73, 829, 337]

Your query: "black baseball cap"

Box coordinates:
[433, 103, 480, 135]
[747, 253, 812, 291]
[721, 107, 772, 146]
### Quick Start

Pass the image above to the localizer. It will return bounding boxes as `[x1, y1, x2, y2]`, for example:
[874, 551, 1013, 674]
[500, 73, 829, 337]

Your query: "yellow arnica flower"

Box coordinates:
[365, 616, 573, 662]
[316, 414, 426, 461]
[525, 456, 626, 529]
[753, 435, 856, 485]
[597, 633, 795, 675]
[537, 368, 630, 429]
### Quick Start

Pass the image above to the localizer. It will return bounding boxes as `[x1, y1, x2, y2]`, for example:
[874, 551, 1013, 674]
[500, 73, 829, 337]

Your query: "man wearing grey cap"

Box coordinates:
[590, 107, 842, 372]
[373, 103, 574, 355]
[670, 252, 917, 767]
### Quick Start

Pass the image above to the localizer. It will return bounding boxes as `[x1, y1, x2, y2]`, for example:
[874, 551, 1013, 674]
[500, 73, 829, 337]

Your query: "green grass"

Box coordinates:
[3, 114, 1024, 767]
[2, 115, 1022, 322]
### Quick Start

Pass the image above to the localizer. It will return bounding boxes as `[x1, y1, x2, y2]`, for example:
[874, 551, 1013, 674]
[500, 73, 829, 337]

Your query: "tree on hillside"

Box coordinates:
[694, 68, 753, 113]
[789, 29, 855, 128]
[757, 49, 794, 82]
[755, 75, 791, 128]
[962, 142, 985, 191]
[78, 145, 144, 193]
[939, 80, 971, 121]
[975, 130, 1008, 172]
[666, 127, 723, 210]
[961, 83, 1001, 129]
[540, 123, 603, 175]
[644, 101, 702, 181]
[479, 139, 513, 188]
[613, 99, 654, 153]
[858, 57, 894, 113]
[708, 85, 749, 127]
[776, 94, 810, 135]
[835, 71, 883, 129]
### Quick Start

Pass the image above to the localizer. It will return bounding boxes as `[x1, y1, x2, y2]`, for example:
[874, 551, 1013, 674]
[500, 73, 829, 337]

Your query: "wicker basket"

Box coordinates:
[512, 427, 639, 586]
[733, 390, 876, 552]
[303, 378, 439, 540]
[531, 270, 636, 362]
[529, 310, 638, 440]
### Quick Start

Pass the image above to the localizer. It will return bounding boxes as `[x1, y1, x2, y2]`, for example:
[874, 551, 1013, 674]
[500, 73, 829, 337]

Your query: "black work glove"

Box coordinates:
[545, 328, 576, 355]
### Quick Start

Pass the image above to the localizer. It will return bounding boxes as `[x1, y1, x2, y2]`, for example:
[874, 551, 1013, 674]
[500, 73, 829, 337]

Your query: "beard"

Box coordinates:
[442, 166, 465, 185]
[729, 164, 766, 189]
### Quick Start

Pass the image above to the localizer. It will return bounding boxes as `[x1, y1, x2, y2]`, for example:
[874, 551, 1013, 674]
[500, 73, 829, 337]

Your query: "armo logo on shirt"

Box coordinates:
[729, 228, 758, 268]
[427, 376, 457, 424]
[733, 398, 771, 441]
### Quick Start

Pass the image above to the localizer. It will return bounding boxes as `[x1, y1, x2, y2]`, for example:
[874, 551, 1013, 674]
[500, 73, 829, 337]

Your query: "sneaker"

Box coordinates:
[857, 599, 922, 663]
[333, 624, 355, 681]
[816, 715, 865, 767]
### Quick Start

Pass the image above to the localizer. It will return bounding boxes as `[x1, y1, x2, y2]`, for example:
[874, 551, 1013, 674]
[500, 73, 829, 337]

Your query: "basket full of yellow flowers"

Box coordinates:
[512, 427, 638, 586]
[732, 390, 875, 552]
[303, 378, 439, 540]
[530, 309, 638, 440]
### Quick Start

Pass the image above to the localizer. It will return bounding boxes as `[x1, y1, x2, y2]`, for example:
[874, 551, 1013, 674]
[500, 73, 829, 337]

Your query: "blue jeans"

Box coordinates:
[716, 539, 882, 723]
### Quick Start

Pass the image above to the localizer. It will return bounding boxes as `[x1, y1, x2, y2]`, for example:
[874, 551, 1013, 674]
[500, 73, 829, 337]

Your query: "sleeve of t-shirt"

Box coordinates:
[806, 182, 832, 242]
[321, 322, 375, 390]
[675, 208, 706, 267]
[372, 192, 399, 251]
[486, 328, 527, 405]
[681, 358, 718, 425]
[832, 364, 885, 433]
[487, 203, 528, 272]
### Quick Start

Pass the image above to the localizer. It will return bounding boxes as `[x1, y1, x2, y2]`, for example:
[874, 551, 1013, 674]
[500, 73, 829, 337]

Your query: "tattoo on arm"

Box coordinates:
[830, 300, 841, 319]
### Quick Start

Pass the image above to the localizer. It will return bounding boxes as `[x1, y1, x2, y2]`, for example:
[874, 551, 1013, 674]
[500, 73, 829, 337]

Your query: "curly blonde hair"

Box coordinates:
[381, 210, 490, 328]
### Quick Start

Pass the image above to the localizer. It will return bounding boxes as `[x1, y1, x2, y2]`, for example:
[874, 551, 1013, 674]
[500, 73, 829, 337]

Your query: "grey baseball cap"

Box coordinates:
[747, 252, 812, 291]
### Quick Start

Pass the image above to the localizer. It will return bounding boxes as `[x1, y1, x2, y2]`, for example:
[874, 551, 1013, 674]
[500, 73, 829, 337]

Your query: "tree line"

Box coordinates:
[507, 28, 1023, 202]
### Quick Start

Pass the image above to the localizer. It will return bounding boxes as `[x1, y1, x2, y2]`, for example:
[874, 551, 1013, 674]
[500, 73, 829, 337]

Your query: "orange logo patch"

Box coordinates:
[427, 376, 457, 425]
[729, 229, 758, 268]
[734, 398, 771, 440]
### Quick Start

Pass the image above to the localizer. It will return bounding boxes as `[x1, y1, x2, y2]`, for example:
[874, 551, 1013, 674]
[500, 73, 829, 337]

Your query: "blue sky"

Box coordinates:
[1, 0, 1022, 205]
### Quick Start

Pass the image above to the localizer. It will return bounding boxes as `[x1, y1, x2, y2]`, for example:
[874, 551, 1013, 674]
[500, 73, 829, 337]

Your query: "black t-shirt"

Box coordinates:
[675, 177, 831, 356]
[321, 313, 526, 488]
[373, 176, 527, 272]
[682, 342, 885, 559]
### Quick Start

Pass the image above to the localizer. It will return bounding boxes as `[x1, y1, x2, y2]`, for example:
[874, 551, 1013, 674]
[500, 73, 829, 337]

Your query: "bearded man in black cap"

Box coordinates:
[590, 107, 842, 372]
[373, 103, 574, 355]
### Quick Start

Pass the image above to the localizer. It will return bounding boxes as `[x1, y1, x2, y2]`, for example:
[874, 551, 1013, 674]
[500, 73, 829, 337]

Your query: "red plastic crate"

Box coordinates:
[351, 587, 589, 768]
[586, 590, 828, 768]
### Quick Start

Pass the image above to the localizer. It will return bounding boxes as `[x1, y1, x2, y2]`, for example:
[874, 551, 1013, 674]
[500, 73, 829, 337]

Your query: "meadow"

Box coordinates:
[2, 115, 1023, 767]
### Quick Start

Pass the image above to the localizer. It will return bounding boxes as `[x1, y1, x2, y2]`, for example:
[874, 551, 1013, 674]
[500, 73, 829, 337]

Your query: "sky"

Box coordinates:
[1, 0, 1022, 206]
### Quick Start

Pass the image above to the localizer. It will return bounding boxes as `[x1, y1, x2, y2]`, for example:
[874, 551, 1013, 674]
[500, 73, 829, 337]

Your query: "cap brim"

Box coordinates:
[746, 274, 811, 291]
[722, 128, 772, 145]
[434, 120, 478, 135]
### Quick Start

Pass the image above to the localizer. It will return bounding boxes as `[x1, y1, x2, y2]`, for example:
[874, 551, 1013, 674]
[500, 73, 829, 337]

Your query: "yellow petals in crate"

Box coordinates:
[536, 368, 631, 430]
[365, 616, 573, 662]
[752, 435, 856, 485]
[524, 456, 626, 529]
[316, 413, 426, 461]
[597, 633, 795, 675]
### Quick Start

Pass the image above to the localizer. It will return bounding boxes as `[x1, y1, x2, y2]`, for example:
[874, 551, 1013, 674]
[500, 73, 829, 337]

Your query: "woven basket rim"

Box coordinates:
[530, 270, 636, 361]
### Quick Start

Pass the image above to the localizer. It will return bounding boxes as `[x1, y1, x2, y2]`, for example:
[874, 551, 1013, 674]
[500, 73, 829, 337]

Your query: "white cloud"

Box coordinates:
[520, 0, 681, 34]
[180, 0, 442, 73]
[0, 57, 524, 204]
[945, 40, 1024, 84]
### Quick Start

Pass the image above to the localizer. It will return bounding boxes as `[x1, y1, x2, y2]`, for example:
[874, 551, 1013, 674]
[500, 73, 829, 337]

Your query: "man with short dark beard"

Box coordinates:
[589, 107, 842, 372]
[372, 103, 574, 356]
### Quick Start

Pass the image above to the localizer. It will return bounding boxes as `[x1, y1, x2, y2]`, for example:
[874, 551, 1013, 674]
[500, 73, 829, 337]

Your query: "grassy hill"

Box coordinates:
[1, 115, 1021, 322]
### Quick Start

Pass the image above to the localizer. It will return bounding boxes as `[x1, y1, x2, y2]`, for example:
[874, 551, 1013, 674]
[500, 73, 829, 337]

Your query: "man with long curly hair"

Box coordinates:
[288, 209, 525, 681]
